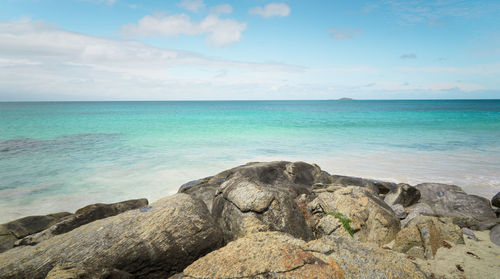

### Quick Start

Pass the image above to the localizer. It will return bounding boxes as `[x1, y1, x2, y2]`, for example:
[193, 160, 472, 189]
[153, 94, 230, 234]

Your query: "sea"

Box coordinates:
[1, 100, 499, 223]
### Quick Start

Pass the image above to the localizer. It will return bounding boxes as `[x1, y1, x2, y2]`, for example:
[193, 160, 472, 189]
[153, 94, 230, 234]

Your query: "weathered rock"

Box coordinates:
[0, 194, 223, 279]
[177, 232, 344, 279]
[0, 212, 71, 253]
[391, 204, 407, 219]
[210, 161, 339, 241]
[492, 192, 500, 208]
[212, 179, 313, 241]
[45, 263, 134, 279]
[307, 234, 427, 279]
[316, 214, 342, 235]
[393, 216, 464, 259]
[384, 183, 420, 207]
[180, 161, 333, 212]
[310, 186, 400, 246]
[401, 202, 435, 227]
[490, 224, 500, 246]
[415, 183, 496, 228]
[329, 174, 396, 194]
[16, 198, 148, 246]
[462, 227, 479, 241]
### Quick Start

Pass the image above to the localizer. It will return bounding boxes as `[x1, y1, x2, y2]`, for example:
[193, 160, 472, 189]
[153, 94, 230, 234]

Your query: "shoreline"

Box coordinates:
[1, 161, 500, 278]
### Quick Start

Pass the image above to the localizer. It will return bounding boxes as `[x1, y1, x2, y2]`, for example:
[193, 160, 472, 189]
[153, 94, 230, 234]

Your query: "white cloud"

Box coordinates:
[0, 20, 306, 101]
[178, 0, 205, 13]
[328, 28, 363, 40]
[249, 3, 291, 18]
[121, 14, 247, 47]
[211, 4, 232, 15]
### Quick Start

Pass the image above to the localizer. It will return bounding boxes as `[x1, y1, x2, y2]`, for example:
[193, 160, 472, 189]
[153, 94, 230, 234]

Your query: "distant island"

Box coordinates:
[338, 97, 354, 100]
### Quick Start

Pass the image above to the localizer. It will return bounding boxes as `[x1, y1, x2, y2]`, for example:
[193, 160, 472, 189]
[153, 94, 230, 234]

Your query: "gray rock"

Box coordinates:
[492, 192, 500, 208]
[490, 224, 500, 246]
[391, 204, 407, 219]
[0, 212, 71, 253]
[401, 202, 435, 227]
[329, 174, 396, 194]
[16, 198, 148, 246]
[316, 215, 342, 235]
[384, 183, 420, 207]
[415, 183, 496, 228]
[462, 227, 479, 241]
[0, 194, 223, 279]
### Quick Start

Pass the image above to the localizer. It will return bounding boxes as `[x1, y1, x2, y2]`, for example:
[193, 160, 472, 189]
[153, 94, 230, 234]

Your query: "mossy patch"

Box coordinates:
[325, 212, 354, 236]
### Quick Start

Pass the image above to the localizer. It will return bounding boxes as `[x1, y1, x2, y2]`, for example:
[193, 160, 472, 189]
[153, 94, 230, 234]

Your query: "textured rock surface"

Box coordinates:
[310, 186, 400, 245]
[490, 224, 500, 246]
[307, 234, 426, 279]
[0, 212, 71, 253]
[0, 194, 223, 279]
[401, 202, 435, 227]
[391, 204, 407, 219]
[384, 183, 420, 207]
[415, 183, 496, 228]
[177, 232, 344, 279]
[329, 175, 396, 194]
[17, 198, 148, 247]
[394, 216, 464, 259]
[211, 161, 335, 241]
[492, 192, 500, 208]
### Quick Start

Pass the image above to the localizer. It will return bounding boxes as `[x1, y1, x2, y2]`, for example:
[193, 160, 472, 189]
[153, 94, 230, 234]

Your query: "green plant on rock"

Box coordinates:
[325, 212, 354, 237]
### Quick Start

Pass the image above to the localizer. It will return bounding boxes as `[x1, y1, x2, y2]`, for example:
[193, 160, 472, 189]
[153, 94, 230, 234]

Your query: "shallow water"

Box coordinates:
[1, 100, 499, 222]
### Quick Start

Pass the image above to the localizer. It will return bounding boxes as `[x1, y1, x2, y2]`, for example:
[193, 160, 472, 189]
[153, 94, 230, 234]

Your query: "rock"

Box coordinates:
[177, 232, 344, 279]
[490, 224, 500, 246]
[462, 227, 479, 241]
[391, 204, 407, 219]
[45, 263, 134, 279]
[0, 194, 223, 279]
[316, 215, 342, 235]
[401, 202, 435, 227]
[16, 198, 148, 246]
[495, 208, 500, 218]
[0, 212, 71, 253]
[492, 192, 500, 208]
[384, 183, 420, 207]
[415, 183, 496, 228]
[307, 234, 426, 279]
[329, 174, 396, 194]
[310, 186, 400, 246]
[180, 161, 333, 212]
[211, 161, 339, 241]
[393, 216, 464, 259]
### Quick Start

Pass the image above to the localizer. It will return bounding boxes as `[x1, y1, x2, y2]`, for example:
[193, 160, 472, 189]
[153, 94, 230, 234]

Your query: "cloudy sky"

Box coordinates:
[0, 0, 499, 101]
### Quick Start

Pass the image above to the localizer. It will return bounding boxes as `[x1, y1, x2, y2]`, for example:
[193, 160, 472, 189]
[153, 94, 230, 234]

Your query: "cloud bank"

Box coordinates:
[250, 3, 291, 18]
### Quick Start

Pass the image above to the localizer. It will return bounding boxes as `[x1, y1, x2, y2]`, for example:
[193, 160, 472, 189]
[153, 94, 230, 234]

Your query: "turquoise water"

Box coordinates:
[1, 100, 500, 222]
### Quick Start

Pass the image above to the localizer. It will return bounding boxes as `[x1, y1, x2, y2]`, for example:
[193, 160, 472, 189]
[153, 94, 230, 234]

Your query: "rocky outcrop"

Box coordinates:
[329, 174, 396, 194]
[0, 212, 71, 253]
[415, 183, 496, 228]
[393, 216, 464, 259]
[174, 232, 344, 279]
[211, 162, 323, 241]
[384, 183, 420, 207]
[0, 194, 223, 279]
[16, 198, 148, 246]
[308, 186, 400, 246]
[174, 231, 425, 279]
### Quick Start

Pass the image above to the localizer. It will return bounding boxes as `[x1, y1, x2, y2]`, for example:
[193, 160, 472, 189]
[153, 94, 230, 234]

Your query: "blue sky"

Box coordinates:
[0, 0, 499, 100]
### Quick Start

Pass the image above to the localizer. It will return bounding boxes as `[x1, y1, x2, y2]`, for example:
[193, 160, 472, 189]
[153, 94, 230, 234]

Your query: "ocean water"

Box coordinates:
[1, 100, 499, 223]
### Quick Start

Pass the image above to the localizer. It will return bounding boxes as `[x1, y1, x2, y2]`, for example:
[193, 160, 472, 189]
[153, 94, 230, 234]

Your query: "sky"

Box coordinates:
[0, 0, 499, 101]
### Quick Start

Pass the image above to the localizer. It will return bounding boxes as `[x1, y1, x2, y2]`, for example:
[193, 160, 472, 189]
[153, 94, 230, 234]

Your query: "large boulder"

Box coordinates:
[384, 183, 420, 207]
[174, 232, 344, 279]
[16, 198, 148, 246]
[0, 212, 71, 253]
[179, 161, 333, 212]
[308, 186, 400, 246]
[329, 174, 396, 194]
[415, 183, 496, 228]
[490, 224, 500, 246]
[393, 216, 464, 259]
[0, 194, 223, 279]
[210, 161, 338, 241]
